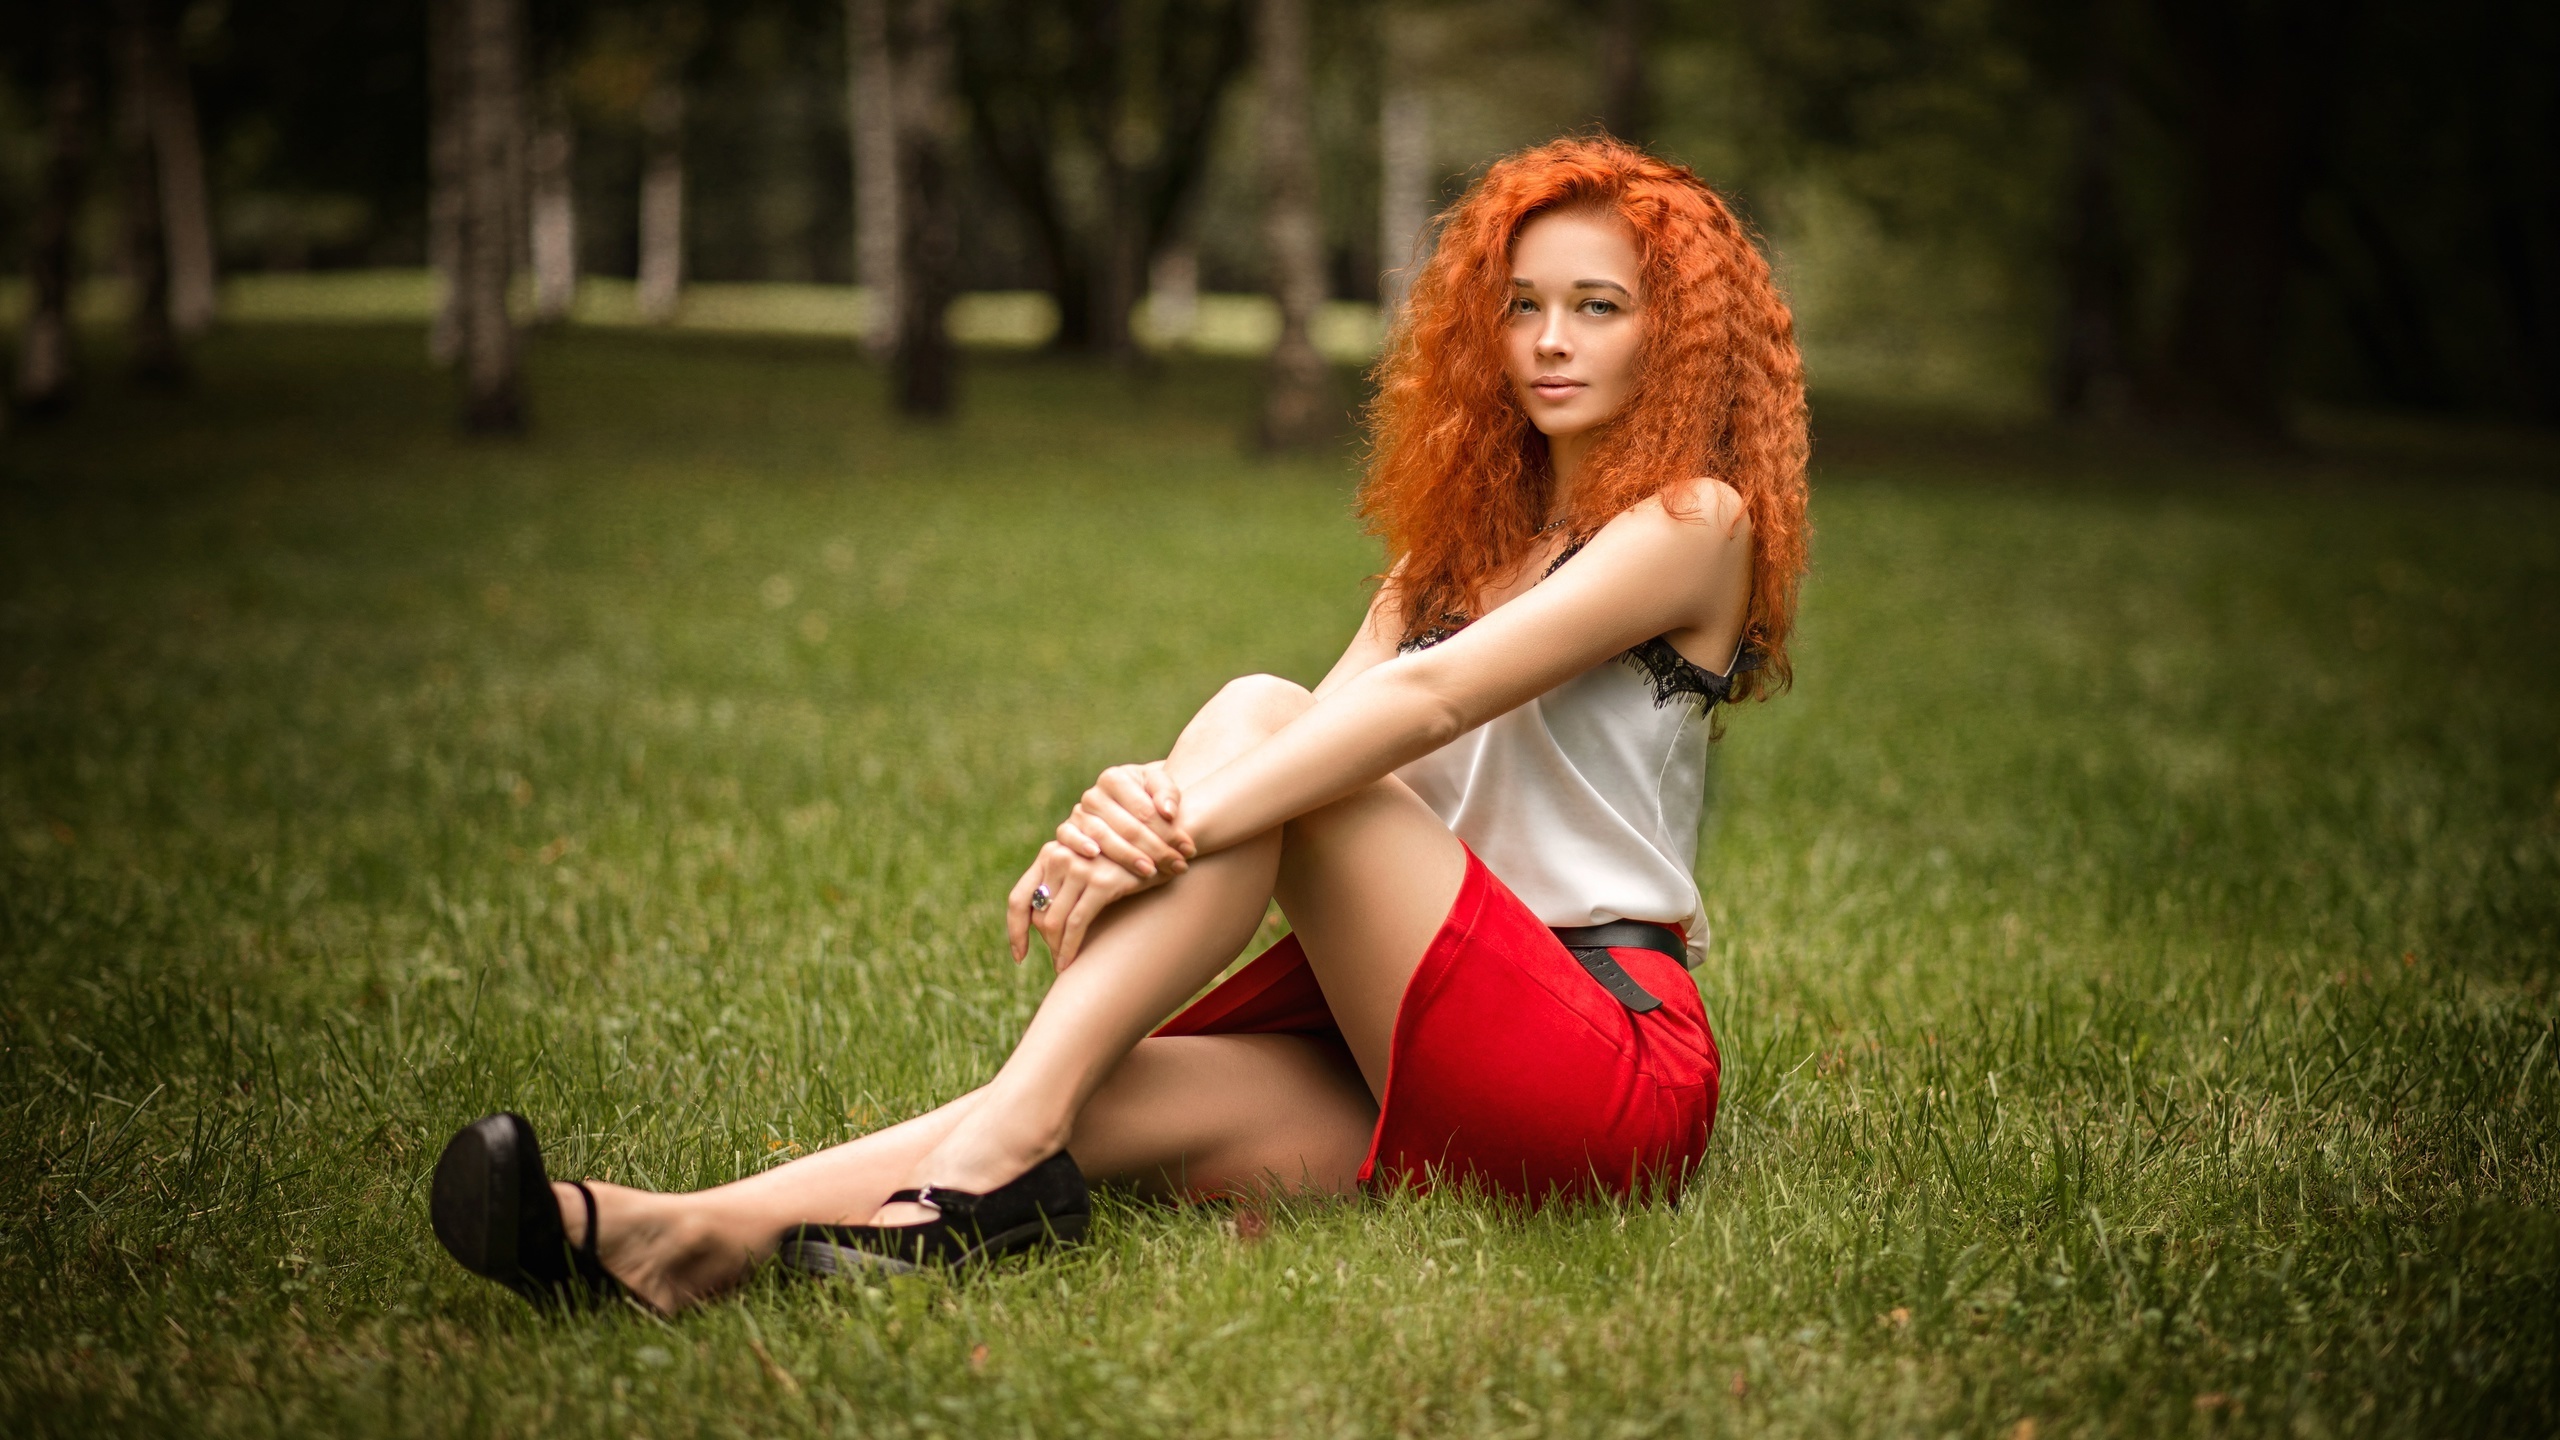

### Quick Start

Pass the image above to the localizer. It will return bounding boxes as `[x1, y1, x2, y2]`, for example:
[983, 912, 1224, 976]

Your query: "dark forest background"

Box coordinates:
[4, 0, 2555, 436]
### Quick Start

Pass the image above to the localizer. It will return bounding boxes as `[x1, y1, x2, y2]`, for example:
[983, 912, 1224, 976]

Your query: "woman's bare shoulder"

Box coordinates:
[1617, 476, 1750, 548]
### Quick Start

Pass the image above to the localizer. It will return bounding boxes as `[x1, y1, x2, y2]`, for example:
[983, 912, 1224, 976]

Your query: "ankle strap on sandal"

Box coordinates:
[887, 1185, 976, 1216]
[570, 1180, 603, 1261]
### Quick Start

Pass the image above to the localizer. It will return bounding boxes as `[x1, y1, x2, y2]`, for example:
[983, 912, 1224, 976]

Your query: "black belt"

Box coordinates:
[1550, 920, 1685, 1014]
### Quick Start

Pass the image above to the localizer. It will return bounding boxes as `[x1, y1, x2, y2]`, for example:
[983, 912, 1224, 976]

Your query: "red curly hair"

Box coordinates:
[1360, 136, 1810, 700]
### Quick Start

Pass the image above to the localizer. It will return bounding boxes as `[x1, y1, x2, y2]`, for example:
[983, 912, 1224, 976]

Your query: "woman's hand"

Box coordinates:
[1052, 762, 1193, 880]
[1006, 841, 1164, 970]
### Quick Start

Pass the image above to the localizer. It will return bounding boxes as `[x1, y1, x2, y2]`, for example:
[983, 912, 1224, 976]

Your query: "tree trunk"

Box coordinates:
[1377, 12, 1431, 324]
[1257, 0, 1330, 451]
[457, 0, 525, 432]
[1095, 160, 1144, 361]
[528, 92, 576, 324]
[136, 0, 214, 337]
[893, 0, 960, 415]
[16, 23, 93, 418]
[2051, 2, 2132, 419]
[116, 0, 182, 385]
[1147, 241, 1199, 346]
[2149, 0, 2354, 437]
[847, 0, 901, 355]
[428, 0, 465, 364]
[636, 79, 685, 325]
[1594, 0, 1651, 145]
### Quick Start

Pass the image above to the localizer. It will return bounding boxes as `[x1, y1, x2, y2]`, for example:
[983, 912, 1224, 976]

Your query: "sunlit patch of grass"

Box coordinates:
[0, 327, 2554, 1437]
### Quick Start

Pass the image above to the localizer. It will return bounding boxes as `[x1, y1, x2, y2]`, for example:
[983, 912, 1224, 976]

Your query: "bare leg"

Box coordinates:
[559, 674, 1466, 1310]
[875, 674, 1466, 1216]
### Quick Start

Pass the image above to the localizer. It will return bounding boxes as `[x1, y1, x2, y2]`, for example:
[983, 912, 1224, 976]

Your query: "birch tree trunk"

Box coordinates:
[1148, 242, 1199, 348]
[847, 0, 901, 355]
[893, 0, 960, 415]
[428, 0, 465, 364]
[528, 92, 577, 324]
[1377, 8, 1431, 325]
[116, 0, 182, 384]
[636, 79, 685, 325]
[457, 0, 525, 431]
[1257, 0, 1330, 450]
[135, 0, 214, 337]
[16, 23, 93, 417]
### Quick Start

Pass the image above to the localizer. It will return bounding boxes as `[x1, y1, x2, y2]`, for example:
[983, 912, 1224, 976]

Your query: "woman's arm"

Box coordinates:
[1042, 559, 1416, 877]
[1014, 479, 1747, 963]
[1311, 569, 1409, 699]
[1179, 480, 1749, 856]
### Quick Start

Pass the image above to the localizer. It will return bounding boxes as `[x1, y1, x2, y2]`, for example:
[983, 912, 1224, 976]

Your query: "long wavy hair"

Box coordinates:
[1359, 136, 1810, 700]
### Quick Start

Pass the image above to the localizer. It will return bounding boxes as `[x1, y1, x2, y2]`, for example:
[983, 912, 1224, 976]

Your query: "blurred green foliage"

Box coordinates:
[9, 0, 2553, 423]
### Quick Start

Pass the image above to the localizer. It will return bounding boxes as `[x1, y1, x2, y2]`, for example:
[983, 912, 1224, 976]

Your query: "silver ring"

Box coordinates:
[1029, 883, 1052, 913]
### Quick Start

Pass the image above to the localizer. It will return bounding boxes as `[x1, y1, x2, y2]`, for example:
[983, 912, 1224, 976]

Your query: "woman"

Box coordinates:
[429, 136, 1808, 1313]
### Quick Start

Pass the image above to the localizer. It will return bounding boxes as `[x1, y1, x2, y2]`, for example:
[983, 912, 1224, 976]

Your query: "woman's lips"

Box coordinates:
[1530, 377, 1585, 400]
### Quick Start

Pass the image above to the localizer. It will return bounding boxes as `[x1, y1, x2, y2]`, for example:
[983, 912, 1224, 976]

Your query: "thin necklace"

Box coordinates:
[1535, 516, 1570, 535]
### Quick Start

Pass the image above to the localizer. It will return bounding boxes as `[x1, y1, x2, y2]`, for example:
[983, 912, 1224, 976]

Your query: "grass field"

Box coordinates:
[2, 328, 2556, 1438]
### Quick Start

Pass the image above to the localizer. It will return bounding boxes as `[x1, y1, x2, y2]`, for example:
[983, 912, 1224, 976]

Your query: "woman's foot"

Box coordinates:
[869, 1105, 1069, 1226]
[777, 1150, 1091, 1277]
[551, 1181, 759, 1313]
[429, 1113, 633, 1312]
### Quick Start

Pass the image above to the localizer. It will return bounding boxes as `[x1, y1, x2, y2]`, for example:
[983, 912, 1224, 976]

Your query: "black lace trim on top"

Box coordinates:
[1394, 537, 1760, 709]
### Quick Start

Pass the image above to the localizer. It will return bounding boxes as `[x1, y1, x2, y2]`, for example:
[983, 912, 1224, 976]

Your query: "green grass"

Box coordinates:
[2, 328, 2555, 1438]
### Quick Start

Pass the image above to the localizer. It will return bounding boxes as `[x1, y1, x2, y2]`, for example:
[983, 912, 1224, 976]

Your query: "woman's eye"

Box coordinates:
[1582, 299, 1616, 315]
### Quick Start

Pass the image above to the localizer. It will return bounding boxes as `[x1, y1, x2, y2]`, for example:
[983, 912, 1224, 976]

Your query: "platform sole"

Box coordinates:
[429, 1114, 527, 1285]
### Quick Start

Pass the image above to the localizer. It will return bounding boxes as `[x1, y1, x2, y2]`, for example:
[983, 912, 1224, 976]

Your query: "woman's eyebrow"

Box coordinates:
[1509, 277, 1635, 297]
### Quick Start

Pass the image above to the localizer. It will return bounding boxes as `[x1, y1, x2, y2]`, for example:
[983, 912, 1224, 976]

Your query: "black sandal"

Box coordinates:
[430, 1112, 631, 1310]
[776, 1150, 1091, 1277]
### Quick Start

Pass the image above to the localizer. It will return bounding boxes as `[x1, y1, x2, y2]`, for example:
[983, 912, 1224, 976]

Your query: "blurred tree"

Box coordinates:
[1591, 0, 1650, 145]
[956, 0, 1251, 357]
[1711, 0, 2560, 430]
[456, 0, 528, 430]
[524, 0, 591, 327]
[2147, 0, 2358, 435]
[893, 0, 961, 412]
[1257, 0, 1330, 448]
[635, 73, 686, 321]
[115, 0, 184, 385]
[1377, 2, 1431, 322]
[2051, 0, 2136, 418]
[14, 13, 96, 417]
[527, 87, 578, 323]
[847, 0, 900, 353]
[428, 0, 464, 362]
[138, 0, 217, 337]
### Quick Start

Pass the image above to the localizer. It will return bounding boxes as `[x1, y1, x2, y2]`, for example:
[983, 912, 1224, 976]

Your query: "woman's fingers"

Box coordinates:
[1034, 858, 1089, 962]
[1011, 844, 1074, 962]
[1064, 809, 1167, 876]
[1054, 865, 1131, 969]
[1101, 766, 1194, 857]
[1005, 858, 1044, 962]
[1139, 761, 1183, 825]
[1054, 819, 1102, 861]
[1079, 771, 1190, 870]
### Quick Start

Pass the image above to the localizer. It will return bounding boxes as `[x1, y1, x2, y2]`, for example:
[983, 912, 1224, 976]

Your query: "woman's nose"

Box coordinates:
[1537, 314, 1571, 359]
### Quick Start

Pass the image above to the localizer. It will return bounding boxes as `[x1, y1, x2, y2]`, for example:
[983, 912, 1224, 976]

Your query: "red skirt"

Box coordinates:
[1155, 847, 1720, 1204]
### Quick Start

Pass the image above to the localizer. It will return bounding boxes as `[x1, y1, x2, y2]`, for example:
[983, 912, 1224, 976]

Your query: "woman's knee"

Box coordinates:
[1172, 674, 1314, 772]
[1209, 673, 1313, 731]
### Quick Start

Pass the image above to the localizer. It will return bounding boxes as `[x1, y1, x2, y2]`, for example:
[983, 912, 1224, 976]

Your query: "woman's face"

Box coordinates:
[1502, 207, 1646, 457]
